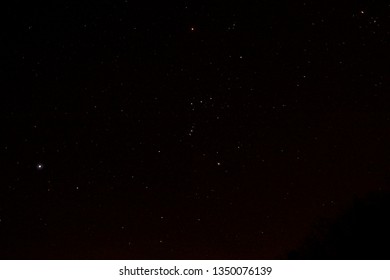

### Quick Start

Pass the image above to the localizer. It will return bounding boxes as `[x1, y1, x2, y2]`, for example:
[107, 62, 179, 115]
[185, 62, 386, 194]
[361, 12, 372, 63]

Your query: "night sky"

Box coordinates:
[2, 1, 390, 259]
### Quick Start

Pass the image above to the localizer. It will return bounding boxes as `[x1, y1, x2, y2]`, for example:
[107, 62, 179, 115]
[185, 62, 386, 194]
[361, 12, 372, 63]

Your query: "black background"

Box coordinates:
[2, 1, 390, 259]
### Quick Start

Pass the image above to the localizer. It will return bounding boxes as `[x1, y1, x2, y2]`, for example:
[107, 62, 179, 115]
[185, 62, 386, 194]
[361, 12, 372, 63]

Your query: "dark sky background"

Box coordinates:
[1, 1, 390, 259]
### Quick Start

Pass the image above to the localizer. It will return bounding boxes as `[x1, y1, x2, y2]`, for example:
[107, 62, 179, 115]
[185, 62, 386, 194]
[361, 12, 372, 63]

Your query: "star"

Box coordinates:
[36, 163, 44, 170]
